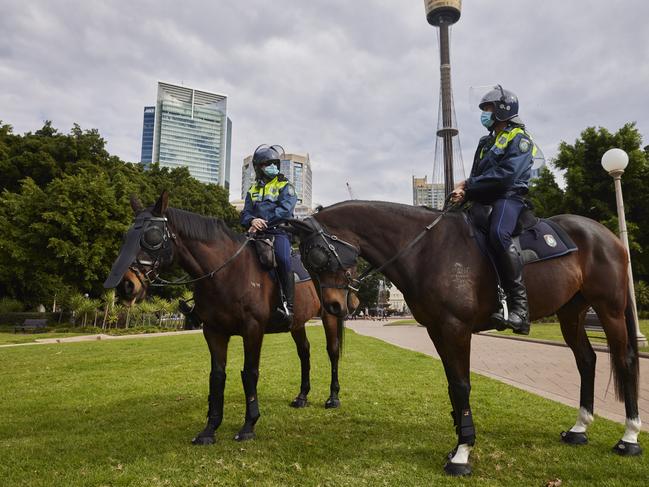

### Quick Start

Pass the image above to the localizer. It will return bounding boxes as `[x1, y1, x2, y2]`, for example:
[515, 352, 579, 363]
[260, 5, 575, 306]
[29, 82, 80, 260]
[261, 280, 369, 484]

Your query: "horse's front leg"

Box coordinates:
[322, 313, 341, 409]
[289, 325, 311, 408]
[192, 327, 229, 445]
[427, 322, 475, 476]
[234, 327, 264, 441]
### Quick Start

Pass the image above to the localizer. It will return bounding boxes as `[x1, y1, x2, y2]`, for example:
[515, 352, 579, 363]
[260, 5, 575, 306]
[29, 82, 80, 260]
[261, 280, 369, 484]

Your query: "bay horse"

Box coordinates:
[287, 200, 642, 476]
[104, 191, 349, 445]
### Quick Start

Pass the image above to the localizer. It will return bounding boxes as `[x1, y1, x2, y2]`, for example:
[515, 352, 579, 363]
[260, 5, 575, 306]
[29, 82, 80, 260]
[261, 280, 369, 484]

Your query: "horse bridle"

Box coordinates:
[298, 218, 362, 312]
[128, 214, 252, 288]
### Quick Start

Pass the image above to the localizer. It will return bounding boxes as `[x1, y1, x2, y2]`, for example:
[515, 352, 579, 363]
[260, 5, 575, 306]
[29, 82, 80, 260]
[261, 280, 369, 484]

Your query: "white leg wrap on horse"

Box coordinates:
[622, 417, 642, 444]
[450, 444, 472, 464]
[569, 407, 594, 434]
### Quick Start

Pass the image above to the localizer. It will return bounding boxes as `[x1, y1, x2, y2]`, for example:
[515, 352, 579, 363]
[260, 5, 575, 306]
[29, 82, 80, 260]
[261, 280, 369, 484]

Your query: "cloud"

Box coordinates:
[2, 0, 648, 205]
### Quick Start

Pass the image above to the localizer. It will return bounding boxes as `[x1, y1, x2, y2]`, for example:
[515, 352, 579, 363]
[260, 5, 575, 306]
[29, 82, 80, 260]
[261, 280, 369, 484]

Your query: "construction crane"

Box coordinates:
[346, 182, 356, 200]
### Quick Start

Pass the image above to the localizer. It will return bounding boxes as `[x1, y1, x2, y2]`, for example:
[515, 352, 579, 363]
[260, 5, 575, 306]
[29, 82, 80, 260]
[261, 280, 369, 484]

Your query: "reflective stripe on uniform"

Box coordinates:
[248, 177, 289, 202]
[493, 127, 538, 156]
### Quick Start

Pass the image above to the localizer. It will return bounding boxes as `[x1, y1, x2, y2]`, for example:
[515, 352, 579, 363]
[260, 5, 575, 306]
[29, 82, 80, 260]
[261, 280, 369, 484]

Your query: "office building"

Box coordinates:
[142, 81, 232, 188]
[412, 176, 446, 209]
[140, 106, 155, 164]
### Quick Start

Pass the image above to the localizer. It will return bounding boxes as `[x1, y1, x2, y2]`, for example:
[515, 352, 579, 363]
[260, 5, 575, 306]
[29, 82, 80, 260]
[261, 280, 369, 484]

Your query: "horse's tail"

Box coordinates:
[337, 316, 345, 358]
[611, 288, 639, 402]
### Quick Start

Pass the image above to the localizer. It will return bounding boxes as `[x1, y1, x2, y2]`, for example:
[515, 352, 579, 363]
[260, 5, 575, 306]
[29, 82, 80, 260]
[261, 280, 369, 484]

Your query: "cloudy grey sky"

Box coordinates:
[2, 1, 649, 205]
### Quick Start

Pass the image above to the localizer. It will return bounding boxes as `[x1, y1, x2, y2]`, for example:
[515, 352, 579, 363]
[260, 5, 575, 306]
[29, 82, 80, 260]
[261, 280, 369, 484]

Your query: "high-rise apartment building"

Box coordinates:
[140, 106, 155, 164]
[412, 176, 445, 209]
[241, 152, 313, 218]
[142, 82, 231, 188]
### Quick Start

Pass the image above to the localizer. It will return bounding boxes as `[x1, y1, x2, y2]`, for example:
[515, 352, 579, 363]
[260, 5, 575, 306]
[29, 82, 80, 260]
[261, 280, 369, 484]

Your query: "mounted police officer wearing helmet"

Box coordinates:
[241, 144, 298, 328]
[451, 85, 538, 335]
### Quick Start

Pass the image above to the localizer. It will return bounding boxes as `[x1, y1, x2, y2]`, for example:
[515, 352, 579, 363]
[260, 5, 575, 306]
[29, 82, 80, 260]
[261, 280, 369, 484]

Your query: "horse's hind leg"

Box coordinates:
[322, 312, 341, 409]
[289, 325, 310, 408]
[591, 297, 643, 456]
[556, 293, 595, 445]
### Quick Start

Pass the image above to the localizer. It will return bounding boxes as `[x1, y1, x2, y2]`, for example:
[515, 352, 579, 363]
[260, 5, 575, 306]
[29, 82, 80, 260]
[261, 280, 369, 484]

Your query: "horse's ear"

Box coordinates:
[130, 194, 144, 214]
[152, 191, 169, 216]
[284, 218, 313, 239]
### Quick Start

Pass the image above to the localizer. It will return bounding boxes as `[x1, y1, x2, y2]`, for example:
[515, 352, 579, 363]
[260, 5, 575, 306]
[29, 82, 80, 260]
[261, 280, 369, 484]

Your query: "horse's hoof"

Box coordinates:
[325, 397, 340, 409]
[561, 430, 588, 445]
[191, 435, 215, 446]
[290, 396, 308, 408]
[444, 461, 472, 476]
[612, 440, 642, 456]
[234, 431, 256, 442]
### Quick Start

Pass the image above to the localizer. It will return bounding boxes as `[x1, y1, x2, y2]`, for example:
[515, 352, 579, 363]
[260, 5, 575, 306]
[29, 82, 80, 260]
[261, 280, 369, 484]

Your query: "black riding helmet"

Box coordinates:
[252, 144, 285, 179]
[479, 85, 524, 125]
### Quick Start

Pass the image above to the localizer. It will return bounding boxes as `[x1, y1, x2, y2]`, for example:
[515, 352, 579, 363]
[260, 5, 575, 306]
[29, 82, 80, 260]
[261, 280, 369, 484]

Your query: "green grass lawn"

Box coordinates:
[1, 329, 647, 486]
[490, 320, 649, 353]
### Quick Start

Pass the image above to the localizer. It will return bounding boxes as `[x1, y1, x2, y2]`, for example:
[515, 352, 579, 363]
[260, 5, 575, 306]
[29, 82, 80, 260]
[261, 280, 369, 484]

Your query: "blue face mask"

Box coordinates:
[262, 164, 279, 178]
[481, 111, 494, 129]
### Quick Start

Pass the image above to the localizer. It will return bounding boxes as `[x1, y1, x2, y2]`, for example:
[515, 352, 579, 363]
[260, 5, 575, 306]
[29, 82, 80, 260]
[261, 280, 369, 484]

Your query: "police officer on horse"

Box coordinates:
[242, 144, 298, 328]
[451, 86, 538, 335]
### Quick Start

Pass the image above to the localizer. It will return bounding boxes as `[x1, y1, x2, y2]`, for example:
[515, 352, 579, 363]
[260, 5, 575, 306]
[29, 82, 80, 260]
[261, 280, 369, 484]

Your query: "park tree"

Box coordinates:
[552, 123, 649, 278]
[526, 166, 565, 218]
[0, 121, 240, 306]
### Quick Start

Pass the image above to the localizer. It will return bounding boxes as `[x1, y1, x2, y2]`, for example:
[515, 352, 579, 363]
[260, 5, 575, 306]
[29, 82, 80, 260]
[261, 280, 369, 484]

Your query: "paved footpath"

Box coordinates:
[347, 320, 649, 432]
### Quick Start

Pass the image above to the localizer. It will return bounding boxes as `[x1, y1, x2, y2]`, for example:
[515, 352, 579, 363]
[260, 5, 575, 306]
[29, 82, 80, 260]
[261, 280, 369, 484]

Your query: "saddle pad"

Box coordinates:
[514, 219, 578, 265]
[466, 214, 578, 266]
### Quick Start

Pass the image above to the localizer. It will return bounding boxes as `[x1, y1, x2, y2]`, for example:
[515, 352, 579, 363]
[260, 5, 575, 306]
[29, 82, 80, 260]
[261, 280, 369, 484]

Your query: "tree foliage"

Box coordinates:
[0, 120, 239, 306]
[528, 123, 649, 279]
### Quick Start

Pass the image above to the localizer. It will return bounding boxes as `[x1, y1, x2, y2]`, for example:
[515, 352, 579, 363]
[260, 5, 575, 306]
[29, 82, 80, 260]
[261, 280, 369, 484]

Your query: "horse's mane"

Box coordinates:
[166, 208, 244, 243]
[319, 200, 443, 218]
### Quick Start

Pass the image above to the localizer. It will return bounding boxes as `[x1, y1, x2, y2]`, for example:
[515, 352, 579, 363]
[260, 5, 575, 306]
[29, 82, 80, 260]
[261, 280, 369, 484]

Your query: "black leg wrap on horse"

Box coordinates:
[456, 409, 476, 446]
[241, 369, 260, 422]
[207, 368, 226, 426]
[448, 382, 475, 446]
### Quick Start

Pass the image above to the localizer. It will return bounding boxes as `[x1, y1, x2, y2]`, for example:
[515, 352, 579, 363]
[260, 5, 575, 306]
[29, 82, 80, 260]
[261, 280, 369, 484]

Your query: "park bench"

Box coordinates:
[14, 318, 48, 333]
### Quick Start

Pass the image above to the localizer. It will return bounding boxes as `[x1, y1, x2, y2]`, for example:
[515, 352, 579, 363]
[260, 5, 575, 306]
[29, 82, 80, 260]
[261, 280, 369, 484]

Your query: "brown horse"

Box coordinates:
[105, 192, 349, 444]
[287, 200, 642, 476]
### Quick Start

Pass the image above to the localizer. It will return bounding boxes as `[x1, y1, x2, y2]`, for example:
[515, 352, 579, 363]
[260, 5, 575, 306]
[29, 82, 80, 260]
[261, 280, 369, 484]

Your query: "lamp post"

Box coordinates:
[601, 148, 648, 347]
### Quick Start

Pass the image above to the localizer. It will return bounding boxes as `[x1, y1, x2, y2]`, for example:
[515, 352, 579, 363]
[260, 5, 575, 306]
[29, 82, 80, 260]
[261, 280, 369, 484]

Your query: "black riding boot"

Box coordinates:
[277, 271, 295, 330]
[490, 244, 530, 335]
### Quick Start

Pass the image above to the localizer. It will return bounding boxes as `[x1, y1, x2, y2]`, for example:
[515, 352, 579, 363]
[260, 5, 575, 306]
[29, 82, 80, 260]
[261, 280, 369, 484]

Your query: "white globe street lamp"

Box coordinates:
[601, 148, 648, 347]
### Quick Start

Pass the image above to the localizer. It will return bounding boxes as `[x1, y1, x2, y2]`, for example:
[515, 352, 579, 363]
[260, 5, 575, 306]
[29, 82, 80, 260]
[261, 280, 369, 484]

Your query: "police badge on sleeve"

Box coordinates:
[519, 138, 531, 153]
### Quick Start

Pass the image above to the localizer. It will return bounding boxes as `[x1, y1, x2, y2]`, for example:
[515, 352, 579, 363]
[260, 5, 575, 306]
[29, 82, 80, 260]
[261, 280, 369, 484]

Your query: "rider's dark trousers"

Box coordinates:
[488, 197, 526, 253]
[273, 233, 292, 285]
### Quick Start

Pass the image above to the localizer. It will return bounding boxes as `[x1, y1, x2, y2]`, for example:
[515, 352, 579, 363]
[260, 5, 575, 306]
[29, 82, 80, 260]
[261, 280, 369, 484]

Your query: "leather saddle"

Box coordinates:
[467, 202, 538, 237]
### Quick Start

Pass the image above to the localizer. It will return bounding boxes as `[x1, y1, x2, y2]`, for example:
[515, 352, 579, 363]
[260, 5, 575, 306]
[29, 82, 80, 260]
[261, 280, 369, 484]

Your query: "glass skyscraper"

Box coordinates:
[145, 82, 231, 188]
[140, 106, 155, 164]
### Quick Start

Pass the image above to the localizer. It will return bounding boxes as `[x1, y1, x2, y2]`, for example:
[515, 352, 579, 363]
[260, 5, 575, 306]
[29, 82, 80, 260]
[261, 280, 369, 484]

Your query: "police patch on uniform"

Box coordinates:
[287, 185, 296, 197]
[519, 138, 531, 153]
[544, 234, 557, 248]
